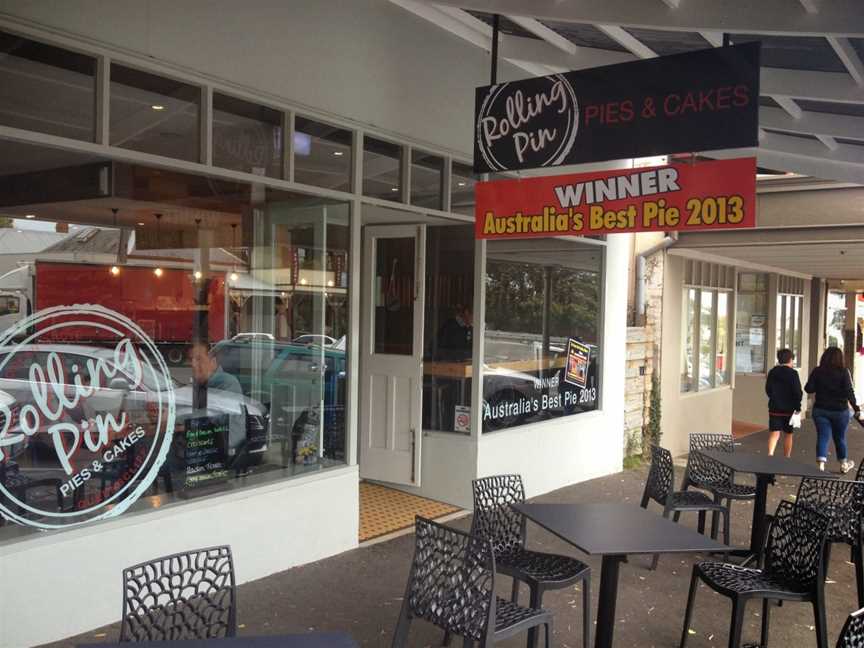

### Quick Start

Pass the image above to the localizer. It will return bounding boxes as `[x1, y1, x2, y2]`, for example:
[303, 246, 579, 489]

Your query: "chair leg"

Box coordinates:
[673, 511, 682, 523]
[697, 510, 706, 535]
[823, 543, 833, 578]
[511, 577, 520, 604]
[390, 603, 412, 648]
[462, 638, 473, 648]
[544, 619, 553, 648]
[728, 597, 745, 648]
[582, 575, 592, 648]
[723, 509, 731, 562]
[760, 597, 771, 647]
[442, 631, 451, 647]
[680, 569, 700, 648]
[526, 586, 542, 648]
[812, 595, 829, 648]
[855, 543, 864, 608]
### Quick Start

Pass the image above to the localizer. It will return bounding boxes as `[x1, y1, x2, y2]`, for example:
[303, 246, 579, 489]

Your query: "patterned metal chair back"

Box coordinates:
[645, 445, 674, 505]
[471, 474, 526, 556]
[763, 500, 831, 592]
[120, 545, 237, 642]
[796, 477, 864, 546]
[837, 608, 864, 648]
[686, 433, 734, 489]
[407, 517, 495, 642]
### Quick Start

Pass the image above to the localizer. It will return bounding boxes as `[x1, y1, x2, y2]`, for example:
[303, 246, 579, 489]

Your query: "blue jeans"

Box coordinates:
[813, 407, 852, 462]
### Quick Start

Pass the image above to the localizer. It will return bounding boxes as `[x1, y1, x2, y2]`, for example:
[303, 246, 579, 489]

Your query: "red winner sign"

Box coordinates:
[475, 157, 756, 239]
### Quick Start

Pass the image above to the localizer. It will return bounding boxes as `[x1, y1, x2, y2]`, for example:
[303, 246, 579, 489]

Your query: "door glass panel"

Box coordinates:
[374, 236, 414, 355]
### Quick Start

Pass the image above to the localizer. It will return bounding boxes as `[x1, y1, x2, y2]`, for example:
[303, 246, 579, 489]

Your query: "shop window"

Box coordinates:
[827, 291, 847, 350]
[363, 137, 402, 202]
[423, 226, 475, 433]
[110, 64, 201, 162]
[293, 116, 352, 192]
[681, 286, 732, 392]
[482, 239, 603, 432]
[213, 93, 283, 178]
[410, 150, 443, 210]
[777, 293, 804, 366]
[735, 272, 768, 374]
[450, 162, 476, 216]
[0, 145, 350, 539]
[0, 30, 96, 141]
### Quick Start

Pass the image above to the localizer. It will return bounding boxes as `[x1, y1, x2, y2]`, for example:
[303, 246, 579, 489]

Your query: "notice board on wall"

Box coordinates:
[475, 157, 756, 240]
[474, 43, 760, 173]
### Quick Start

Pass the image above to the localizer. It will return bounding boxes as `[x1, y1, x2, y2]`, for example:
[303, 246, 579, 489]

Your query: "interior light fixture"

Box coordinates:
[153, 213, 163, 278]
[151, 104, 165, 111]
[300, 278, 308, 285]
[457, 181, 466, 187]
[333, 151, 344, 157]
[24, 214, 35, 219]
[327, 280, 334, 287]
[391, 187, 398, 192]
[229, 272, 239, 282]
[110, 266, 120, 276]
[193, 270, 202, 280]
[137, 222, 145, 226]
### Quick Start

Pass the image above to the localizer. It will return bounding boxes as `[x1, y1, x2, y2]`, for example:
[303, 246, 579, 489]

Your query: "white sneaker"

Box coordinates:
[818, 461, 826, 472]
[842, 460, 855, 474]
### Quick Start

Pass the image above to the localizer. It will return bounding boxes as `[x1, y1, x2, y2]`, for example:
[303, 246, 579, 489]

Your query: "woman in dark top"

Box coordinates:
[765, 348, 802, 457]
[805, 347, 861, 473]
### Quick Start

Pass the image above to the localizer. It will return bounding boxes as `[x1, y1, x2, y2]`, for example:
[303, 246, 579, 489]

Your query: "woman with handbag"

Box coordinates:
[805, 346, 862, 473]
[766, 348, 803, 457]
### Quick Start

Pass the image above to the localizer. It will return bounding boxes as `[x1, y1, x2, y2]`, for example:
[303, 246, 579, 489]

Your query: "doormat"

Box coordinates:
[359, 482, 461, 543]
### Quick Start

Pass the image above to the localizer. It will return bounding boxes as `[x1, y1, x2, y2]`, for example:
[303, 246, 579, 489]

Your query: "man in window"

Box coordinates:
[437, 304, 473, 361]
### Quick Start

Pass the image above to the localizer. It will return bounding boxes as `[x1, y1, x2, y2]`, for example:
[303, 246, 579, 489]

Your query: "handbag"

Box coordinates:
[789, 411, 802, 429]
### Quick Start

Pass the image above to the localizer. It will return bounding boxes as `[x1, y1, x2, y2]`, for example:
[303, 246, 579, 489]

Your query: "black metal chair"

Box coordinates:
[0, 461, 63, 525]
[391, 516, 553, 648]
[836, 607, 864, 648]
[640, 445, 730, 570]
[469, 474, 590, 648]
[679, 500, 831, 648]
[120, 545, 237, 642]
[795, 476, 864, 608]
[683, 432, 756, 539]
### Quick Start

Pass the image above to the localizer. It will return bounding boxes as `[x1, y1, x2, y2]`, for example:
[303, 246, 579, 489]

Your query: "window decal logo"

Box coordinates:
[0, 304, 175, 529]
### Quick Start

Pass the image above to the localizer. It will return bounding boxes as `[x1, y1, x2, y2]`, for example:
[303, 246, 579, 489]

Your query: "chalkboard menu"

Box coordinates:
[184, 414, 230, 490]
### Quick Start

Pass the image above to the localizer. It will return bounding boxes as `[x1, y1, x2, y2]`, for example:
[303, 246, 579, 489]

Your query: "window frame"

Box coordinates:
[682, 285, 733, 393]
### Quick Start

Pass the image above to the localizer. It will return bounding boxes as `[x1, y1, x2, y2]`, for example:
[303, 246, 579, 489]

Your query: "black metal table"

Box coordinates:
[513, 502, 728, 648]
[697, 449, 831, 562]
[78, 634, 358, 648]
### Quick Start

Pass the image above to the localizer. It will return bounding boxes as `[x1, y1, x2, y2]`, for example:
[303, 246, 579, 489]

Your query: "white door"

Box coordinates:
[359, 225, 425, 486]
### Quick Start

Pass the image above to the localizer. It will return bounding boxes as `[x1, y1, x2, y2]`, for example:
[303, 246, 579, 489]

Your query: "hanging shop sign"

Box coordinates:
[475, 157, 756, 240]
[0, 304, 176, 529]
[474, 42, 760, 173]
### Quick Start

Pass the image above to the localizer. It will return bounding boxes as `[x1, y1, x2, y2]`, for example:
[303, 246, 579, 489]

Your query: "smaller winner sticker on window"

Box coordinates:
[565, 339, 591, 389]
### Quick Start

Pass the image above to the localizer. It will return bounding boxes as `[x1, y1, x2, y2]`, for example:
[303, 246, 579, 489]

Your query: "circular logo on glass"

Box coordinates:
[476, 74, 580, 172]
[0, 304, 175, 529]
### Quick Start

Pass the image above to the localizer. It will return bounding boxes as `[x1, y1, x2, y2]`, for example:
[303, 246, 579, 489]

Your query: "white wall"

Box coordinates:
[0, 466, 359, 648]
[0, 0, 520, 157]
[478, 234, 629, 496]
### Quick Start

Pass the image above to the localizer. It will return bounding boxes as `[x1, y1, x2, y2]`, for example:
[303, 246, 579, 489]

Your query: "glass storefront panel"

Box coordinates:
[699, 290, 715, 389]
[363, 137, 402, 202]
[681, 288, 697, 392]
[0, 30, 96, 142]
[450, 162, 476, 216]
[410, 151, 443, 210]
[373, 236, 415, 355]
[735, 272, 767, 373]
[716, 291, 730, 385]
[293, 117, 352, 192]
[110, 64, 201, 162]
[482, 239, 602, 432]
[213, 93, 283, 178]
[0, 140, 348, 539]
[423, 225, 474, 433]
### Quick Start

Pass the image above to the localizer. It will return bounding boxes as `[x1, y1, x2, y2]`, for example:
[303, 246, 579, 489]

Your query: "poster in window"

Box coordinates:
[564, 339, 591, 389]
[184, 414, 230, 490]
